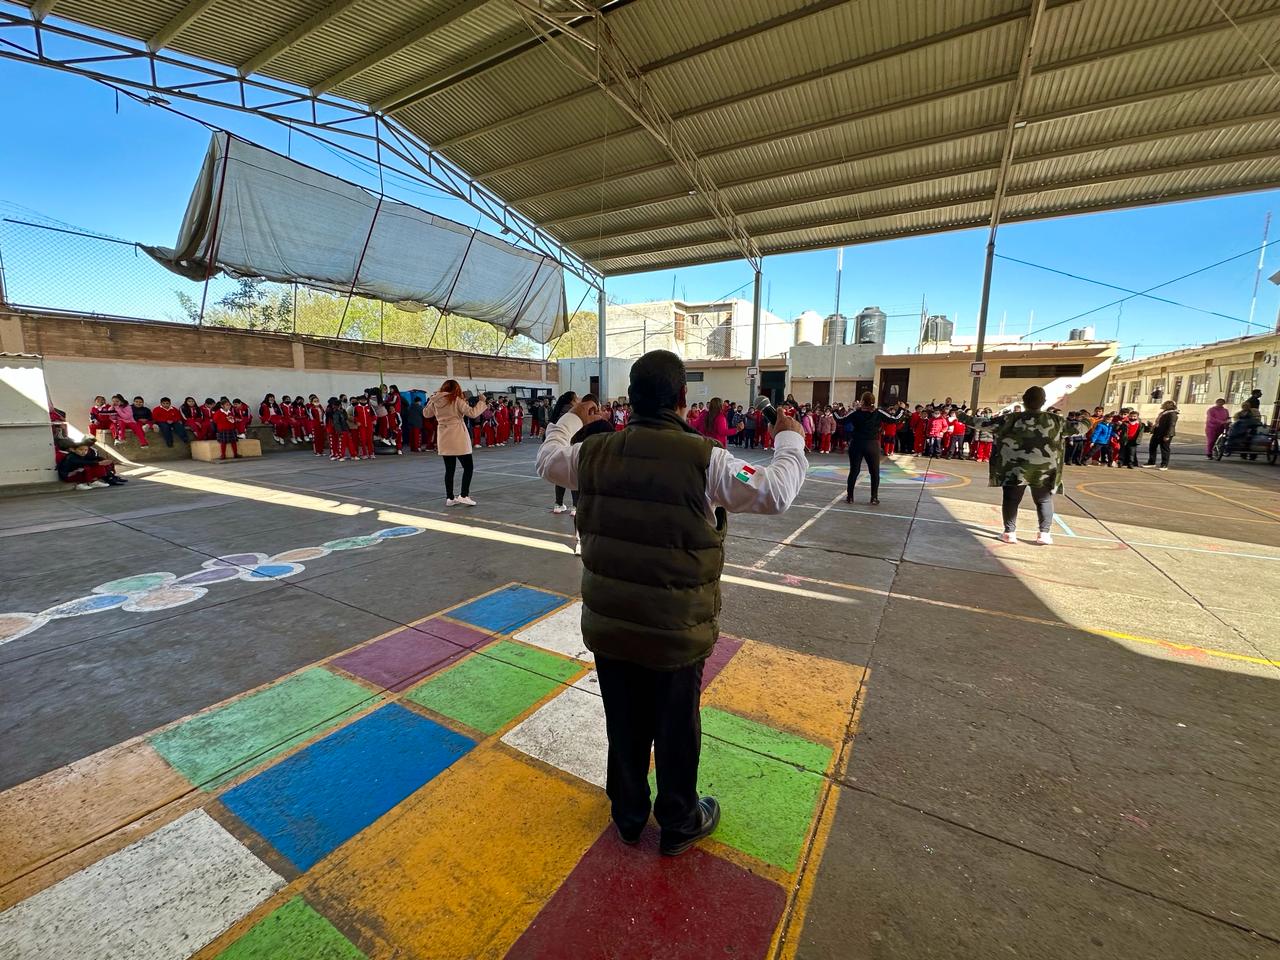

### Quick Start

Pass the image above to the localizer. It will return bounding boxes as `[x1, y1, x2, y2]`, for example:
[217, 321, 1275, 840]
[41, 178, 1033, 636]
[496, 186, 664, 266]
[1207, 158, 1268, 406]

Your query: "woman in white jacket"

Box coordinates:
[425, 379, 487, 505]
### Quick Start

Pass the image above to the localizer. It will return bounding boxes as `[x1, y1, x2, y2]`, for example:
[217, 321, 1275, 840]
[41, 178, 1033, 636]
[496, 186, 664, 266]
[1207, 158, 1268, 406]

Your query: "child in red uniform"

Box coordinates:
[151, 397, 189, 447]
[305, 395, 325, 455]
[110, 394, 149, 446]
[180, 397, 209, 440]
[513, 402, 524, 443]
[325, 397, 350, 461]
[89, 396, 116, 439]
[212, 399, 242, 460]
[353, 396, 376, 459]
[910, 406, 925, 454]
[259, 393, 288, 445]
[231, 398, 252, 437]
[882, 416, 899, 457]
[495, 402, 510, 446]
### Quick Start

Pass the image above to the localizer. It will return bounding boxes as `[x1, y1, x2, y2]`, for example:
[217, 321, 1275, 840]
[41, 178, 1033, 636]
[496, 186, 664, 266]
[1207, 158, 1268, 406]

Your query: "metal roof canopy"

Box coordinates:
[4, 0, 1280, 279]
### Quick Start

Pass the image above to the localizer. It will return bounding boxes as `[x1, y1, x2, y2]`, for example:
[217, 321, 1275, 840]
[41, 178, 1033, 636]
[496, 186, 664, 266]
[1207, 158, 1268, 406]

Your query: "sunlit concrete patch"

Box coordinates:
[507, 824, 787, 960]
[446, 585, 571, 634]
[149, 668, 376, 789]
[512, 601, 593, 663]
[329, 619, 492, 692]
[0, 739, 190, 889]
[502, 672, 607, 788]
[220, 704, 474, 872]
[215, 896, 366, 960]
[0, 810, 282, 959]
[307, 744, 607, 960]
[703, 642, 864, 749]
[404, 640, 583, 735]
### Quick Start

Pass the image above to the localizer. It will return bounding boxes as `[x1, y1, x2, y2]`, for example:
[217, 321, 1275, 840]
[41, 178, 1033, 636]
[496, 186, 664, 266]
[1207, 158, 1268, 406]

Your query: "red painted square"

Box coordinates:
[505, 825, 786, 960]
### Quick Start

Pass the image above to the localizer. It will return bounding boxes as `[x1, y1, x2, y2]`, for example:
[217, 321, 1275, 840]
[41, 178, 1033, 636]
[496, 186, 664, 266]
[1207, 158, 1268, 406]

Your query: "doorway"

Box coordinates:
[812, 381, 830, 407]
[589, 375, 600, 399]
[760, 370, 786, 404]
[879, 368, 910, 406]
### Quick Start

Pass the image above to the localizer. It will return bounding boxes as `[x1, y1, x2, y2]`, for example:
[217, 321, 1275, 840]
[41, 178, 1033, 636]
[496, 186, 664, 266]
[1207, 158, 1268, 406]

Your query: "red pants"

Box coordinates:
[218, 439, 239, 459]
[803, 433, 813, 450]
[472, 424, 483, 447]
[762, 430, 774, 450]
[973, 440, 993, 461]
[357, 426, 375, 457]
[62, 462, 113, 484]
[497, 424, 509, 444]
[407, 427, 422, 452]
[89, 416, 113, 438]
[484, 424, 496, 447]
[913, 430, 925, 454]
[882, 437, 895, 456]
[514, 423, 523, 443]
[235, 416, 251, 435]
[113, 420, 149, 445]
[312, 429, 326, 455]
[819, 434, 832, 453]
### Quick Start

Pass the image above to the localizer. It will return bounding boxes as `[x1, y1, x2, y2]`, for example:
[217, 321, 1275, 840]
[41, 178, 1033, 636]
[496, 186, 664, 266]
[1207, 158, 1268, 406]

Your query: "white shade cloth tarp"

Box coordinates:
[144, 133, 567, 343]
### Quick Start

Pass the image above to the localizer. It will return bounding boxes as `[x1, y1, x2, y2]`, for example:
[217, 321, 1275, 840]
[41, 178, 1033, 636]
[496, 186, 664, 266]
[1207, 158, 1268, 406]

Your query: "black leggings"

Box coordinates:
[1001, 483, 1054, 534]
[443, 454, 474, 499]
[848, 445, 880, 500]
[554, 486, 581, 507]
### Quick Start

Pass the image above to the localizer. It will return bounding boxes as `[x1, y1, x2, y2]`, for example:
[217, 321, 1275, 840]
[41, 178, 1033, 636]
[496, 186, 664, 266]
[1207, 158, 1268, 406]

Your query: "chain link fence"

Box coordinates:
[0, 217, 549, 357]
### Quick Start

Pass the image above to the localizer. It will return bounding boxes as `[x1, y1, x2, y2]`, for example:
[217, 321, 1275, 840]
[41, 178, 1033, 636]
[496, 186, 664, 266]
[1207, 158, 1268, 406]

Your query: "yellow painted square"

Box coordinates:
[704, 642, 864, 750]
[306, 744, 607, 959]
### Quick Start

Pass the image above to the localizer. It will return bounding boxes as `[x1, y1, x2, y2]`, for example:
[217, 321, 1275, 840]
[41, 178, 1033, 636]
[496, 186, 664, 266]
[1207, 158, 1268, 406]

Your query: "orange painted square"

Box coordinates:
[307, 744, 607, 959]
[0, 740, 190, 888]
[703, 642, 864, 750]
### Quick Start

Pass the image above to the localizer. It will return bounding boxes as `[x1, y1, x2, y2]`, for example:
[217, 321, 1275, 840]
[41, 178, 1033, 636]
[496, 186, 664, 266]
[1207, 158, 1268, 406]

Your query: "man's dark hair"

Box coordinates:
[1023, 385, 1046, 411]
[629, 350, 686, 415]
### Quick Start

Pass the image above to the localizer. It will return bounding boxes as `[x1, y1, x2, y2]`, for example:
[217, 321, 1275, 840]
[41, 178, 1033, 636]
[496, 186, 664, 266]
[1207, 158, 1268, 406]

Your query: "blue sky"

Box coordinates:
[3, 56, 1278, 358]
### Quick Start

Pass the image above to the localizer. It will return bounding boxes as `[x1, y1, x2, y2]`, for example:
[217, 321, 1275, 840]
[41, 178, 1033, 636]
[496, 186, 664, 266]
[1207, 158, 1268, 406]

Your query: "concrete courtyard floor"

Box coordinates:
[0, 438, 1277, 959]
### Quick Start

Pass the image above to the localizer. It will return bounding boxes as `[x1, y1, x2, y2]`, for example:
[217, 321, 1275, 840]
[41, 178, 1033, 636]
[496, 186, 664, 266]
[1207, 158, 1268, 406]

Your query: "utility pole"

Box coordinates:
[749, 267, 762, 406]
[1246, 211, 1270, 336]
[828, 248, 843, 404]
[597, 282, 608, 402]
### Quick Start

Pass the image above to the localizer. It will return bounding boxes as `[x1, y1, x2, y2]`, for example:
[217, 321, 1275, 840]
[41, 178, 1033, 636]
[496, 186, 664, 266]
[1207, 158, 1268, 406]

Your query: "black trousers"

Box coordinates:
[848, 445, 880, 499]
[157, 422, 189, 447]
[1001, 482, 1054, 534]
[553, 485, 581, 507]
[442, 453, 474, 498]
[1147, 435, 1171, 467]
[594, 654, 704, 843]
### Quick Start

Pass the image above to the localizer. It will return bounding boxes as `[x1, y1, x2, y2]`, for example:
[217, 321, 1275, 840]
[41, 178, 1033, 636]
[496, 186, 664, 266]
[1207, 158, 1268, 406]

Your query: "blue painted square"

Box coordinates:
[446, 586, 568, 635]
[220, 704, 474, 871]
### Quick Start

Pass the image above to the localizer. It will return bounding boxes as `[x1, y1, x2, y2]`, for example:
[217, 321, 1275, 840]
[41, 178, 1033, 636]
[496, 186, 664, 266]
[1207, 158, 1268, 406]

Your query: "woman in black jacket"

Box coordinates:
[1144, 400, 1179, 470]
[836, 393, 905, 505]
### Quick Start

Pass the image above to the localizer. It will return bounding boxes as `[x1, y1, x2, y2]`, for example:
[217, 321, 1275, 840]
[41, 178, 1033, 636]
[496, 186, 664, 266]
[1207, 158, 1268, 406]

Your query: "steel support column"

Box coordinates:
[749, 266, 762, 405]
[597, 282, 608, 403]
[971, 0, 1048, 413]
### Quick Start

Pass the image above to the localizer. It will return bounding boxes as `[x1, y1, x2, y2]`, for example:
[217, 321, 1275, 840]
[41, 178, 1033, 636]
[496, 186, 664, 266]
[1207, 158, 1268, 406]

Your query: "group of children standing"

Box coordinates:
[1065, 406, 1148, 468]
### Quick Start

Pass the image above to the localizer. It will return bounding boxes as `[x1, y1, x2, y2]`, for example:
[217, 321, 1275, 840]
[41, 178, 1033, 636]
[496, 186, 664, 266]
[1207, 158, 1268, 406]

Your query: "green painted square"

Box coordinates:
[150, 668, 377, 789]
[654, 707, 832, 871]
[217, 897, 365, 960]
[404, 640, 582, 735]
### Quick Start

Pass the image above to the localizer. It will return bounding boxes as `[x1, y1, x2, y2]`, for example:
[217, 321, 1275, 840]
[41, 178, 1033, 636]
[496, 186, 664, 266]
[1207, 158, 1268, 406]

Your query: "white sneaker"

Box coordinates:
[570, 507, 577, 517]
[91, 480, 111, 488]
[396, 449, 403, 455]
[552, 504, 569, 514]
[1158, 466, 1168, 471]
[275, 436, 285, 445]
[1034, 532, 1054, 546]
[75, 482, 95, 491]
[237, 433, 246, 439]
[573, 535, 581, 556]
[1000, 532, 1018, 544]
[457, 496, 477, 506]
[446, 497, 460, 506]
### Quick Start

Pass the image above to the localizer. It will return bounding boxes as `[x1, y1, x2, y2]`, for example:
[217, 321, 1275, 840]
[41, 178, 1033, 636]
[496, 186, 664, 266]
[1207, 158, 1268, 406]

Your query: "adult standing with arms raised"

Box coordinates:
[536, 350, 807, 856]
[837, 393, 905, 505]
[425, 379, 486, 506]
[958, 385, 1084, 546]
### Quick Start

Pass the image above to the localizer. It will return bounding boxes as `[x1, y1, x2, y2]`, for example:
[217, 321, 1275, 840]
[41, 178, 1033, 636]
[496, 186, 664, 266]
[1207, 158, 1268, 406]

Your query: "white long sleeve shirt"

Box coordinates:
[535, 413, 807, 518]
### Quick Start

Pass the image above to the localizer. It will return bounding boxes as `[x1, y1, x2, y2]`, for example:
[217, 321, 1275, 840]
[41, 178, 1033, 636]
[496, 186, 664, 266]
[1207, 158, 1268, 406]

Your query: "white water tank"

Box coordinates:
[793, 309, 823, 344]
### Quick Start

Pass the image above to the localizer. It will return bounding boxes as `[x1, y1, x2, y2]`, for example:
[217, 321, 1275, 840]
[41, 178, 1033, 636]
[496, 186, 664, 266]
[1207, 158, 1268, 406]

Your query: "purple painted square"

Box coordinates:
[701, 635, 745, 691]
[330, 619, 491, 692]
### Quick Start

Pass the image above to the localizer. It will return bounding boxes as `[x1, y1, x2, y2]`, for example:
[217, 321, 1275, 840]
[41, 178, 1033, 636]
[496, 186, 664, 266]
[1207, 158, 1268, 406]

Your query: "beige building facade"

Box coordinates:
[1105, 332, 1280, 430]
[872, 341, 1119, 411]
[604, 299, 792, 362]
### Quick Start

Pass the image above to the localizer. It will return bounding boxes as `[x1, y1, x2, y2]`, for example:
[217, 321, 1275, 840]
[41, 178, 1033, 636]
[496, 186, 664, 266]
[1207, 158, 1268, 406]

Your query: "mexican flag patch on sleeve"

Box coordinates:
[734, 464, 757, 484]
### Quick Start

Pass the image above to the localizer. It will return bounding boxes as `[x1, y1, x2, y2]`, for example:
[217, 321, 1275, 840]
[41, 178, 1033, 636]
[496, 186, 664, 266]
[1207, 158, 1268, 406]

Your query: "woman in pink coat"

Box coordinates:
[702, 397, 740, 447]
[1204, 397, 1230, 458]
[425, 379, 487, 506]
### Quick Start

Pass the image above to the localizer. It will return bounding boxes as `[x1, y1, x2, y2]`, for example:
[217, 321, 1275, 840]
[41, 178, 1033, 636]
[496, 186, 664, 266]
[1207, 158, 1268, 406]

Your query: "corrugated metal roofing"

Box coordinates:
[27, 0, 1280, 275]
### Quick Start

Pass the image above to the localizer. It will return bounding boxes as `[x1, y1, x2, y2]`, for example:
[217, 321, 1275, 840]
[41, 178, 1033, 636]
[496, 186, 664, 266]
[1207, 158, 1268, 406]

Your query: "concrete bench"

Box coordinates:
[191, 438, 262, 461]
[98, 433, 190, 462]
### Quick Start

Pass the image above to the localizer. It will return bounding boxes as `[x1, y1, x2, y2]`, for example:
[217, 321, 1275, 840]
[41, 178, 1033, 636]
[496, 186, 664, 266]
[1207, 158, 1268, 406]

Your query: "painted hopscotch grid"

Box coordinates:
[0, 574, 866, 960]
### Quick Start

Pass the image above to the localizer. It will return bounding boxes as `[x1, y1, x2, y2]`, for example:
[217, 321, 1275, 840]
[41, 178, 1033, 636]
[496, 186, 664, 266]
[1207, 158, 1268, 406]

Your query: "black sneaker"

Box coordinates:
[660, 797, 720, 856]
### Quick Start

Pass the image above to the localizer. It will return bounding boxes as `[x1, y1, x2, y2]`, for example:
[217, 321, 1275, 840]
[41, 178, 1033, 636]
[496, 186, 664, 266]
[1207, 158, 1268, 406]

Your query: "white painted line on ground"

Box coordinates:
[751, 491, 848, 570]
[0, 810, 282, 959]
[1054, 515, 1077, 537]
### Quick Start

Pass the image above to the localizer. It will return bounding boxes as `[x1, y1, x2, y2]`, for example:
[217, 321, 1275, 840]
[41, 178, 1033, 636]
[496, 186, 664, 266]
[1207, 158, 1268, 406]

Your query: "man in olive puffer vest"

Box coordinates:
[537, 350, 807, 855]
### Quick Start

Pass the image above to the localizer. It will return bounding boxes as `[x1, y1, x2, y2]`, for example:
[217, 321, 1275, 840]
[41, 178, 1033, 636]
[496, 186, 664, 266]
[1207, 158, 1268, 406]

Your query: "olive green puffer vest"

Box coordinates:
[576, 410, 727, 670]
